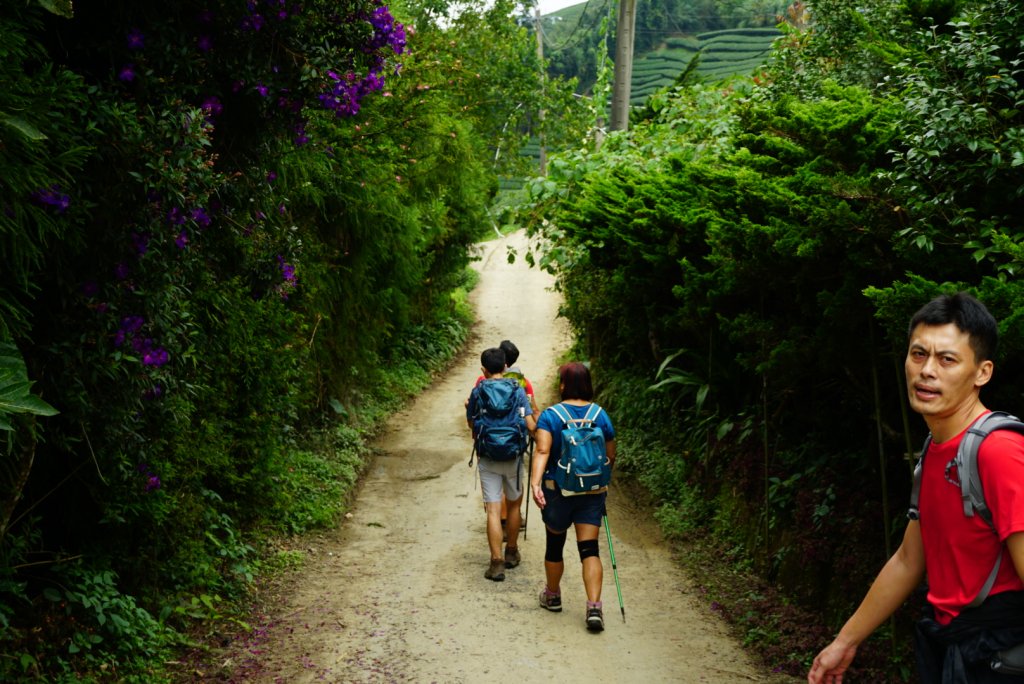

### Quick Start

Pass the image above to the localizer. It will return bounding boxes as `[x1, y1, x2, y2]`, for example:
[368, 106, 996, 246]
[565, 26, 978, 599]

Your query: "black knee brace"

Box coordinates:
[578, 538, 599, 561]
[545, 528, 567, 563]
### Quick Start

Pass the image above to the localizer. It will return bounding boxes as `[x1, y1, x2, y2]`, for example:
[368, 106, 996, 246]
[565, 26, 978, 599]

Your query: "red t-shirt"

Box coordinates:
[919, 417, 1024, 624]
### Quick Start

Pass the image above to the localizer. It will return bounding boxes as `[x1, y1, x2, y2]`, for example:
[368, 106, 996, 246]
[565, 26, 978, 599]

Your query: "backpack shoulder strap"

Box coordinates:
[958, 411, 1024, 525]
[549, 403, 572, 425]
[582, 403, 603, 425]
[907, 434, 932, 522]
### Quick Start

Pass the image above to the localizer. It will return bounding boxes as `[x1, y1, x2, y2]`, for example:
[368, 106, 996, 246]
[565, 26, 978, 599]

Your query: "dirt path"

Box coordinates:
[216, 231, 799, 683]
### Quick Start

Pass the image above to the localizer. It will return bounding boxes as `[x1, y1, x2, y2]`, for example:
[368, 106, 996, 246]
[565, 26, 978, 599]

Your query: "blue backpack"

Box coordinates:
[470, 379, 528, 463]
[549, 403, 610, 495]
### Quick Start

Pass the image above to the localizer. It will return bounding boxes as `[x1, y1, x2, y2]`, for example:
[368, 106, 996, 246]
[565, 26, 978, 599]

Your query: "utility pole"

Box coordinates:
[535, 8, 547, 176]
[610, 0, 637, 132]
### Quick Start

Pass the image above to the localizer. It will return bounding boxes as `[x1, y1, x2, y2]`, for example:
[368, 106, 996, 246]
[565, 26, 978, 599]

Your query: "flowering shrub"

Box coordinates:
[0, 0, 582, 677]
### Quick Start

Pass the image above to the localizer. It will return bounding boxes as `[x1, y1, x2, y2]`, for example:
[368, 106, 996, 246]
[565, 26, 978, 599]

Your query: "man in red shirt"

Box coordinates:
[809, 292, 1024, 683]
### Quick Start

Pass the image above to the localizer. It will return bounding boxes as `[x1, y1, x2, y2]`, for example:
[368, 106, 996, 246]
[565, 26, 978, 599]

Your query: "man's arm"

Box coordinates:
[1007, 532, 1024, 582]
[808, 521, 926, 684]
[517, 388, 537, 433]
[465, 390, 476, 433]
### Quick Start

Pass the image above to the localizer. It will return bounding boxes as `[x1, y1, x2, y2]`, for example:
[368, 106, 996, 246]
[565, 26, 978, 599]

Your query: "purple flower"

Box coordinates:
[121, 316, 145, 334]
[168, 207, 186, 225]
[132, 231, 150, 256]
[145, 475, 162, 492]
[241, 13, 265, 31]
[360, 71, 385, 95]
[266, 171, 277, 184]
[232, 79, 245, 93]
[390, 24, 407, 55]
[31, 185, 71, 213]
[277, 255, 297, 285]
[118, 64, 137, 83]
[197, 35, 213, 52]
[143, 384, 163, 400]
[127, 29, 145, 50]
[175, 230, 189, 249]
[191, 207, 211, 227]
[142, 347, 169, 367]
[114, 262, 131, 280]
[201, 97, 222, 118]
[255, 83, 269, 97]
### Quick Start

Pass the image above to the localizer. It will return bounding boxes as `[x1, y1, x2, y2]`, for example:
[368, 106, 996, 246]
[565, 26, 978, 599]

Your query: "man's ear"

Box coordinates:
[976, 359, 994, 387]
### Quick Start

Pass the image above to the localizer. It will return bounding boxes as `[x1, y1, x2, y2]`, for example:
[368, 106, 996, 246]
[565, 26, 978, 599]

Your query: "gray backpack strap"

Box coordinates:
[907, 435, 931, 522]
[968, 552, 1003, 609]
[957, 411, 1024, 524]
[549, 403, 572, 426]
[954, 411, 1024, 606]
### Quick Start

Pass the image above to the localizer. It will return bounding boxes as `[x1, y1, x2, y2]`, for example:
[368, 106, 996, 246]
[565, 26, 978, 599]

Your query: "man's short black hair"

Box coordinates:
[908, 292, 998, 362]
[499, 340, 520, 366]
[481, 347, 506, 374]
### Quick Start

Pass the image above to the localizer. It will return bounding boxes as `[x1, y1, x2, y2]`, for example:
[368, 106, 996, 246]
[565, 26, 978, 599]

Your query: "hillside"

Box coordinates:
[630, 27, 780, 102]
[541, 0, 785, 101]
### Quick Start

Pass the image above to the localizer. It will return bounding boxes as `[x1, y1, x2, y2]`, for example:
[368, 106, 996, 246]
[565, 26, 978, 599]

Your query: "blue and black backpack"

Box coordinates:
[549, 403, 610, 495]
[469, 378, 528, 464]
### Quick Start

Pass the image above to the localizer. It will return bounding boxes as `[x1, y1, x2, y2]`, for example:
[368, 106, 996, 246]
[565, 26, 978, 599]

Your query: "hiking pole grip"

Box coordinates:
[603, 510, 625, 623]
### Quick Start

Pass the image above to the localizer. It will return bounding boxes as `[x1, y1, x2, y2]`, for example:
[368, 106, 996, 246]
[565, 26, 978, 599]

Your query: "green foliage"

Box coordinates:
[0, 0, 499, 680]
[269, 427, 368, 535]
[886, 0, 1024, 272]
[0, 562, 177, 683]
[0, 7, 92, 340]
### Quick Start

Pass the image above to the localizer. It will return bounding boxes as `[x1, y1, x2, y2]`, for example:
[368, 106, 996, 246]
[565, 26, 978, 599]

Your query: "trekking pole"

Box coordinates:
[603, 507, 625, 623]
[523, 437, 534, 539]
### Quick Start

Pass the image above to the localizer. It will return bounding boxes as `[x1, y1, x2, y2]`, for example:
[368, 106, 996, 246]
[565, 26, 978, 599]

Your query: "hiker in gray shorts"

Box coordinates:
[466, 347, 536, 582]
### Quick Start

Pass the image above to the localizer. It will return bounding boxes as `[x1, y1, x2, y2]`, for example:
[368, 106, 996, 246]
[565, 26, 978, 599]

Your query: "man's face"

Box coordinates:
[905, 322, 992, 420]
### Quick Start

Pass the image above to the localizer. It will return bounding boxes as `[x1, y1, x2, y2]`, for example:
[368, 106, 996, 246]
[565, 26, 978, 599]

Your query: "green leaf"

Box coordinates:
[36, 0, 74, 18]
[0, 394, 58, 417]
[0, 114, 47, 142]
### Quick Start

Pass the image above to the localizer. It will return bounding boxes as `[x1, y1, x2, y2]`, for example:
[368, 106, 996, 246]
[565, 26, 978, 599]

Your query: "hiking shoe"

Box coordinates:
[586, 606, 604, 632]
[504, 546, 521, 569]
[485, 559, 505, 582]
[539, 588, 562, 612]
